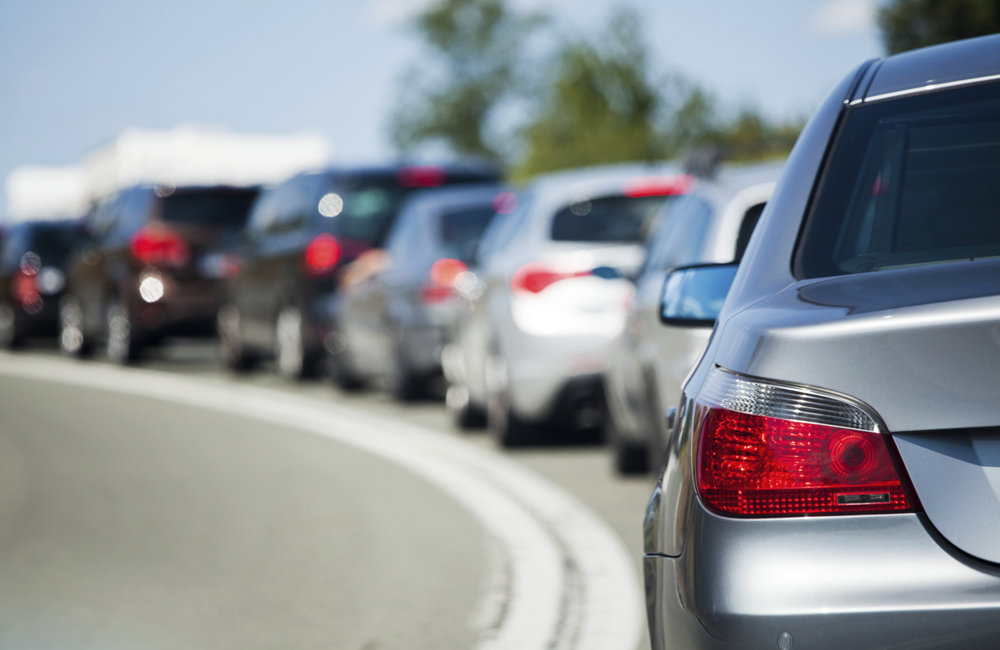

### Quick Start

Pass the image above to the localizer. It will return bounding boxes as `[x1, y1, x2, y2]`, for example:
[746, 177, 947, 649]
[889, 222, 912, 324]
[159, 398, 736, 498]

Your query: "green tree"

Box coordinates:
[389, 0, 543, 164]
[513, 10, 663, 180]
[879, 0, 1000, 54]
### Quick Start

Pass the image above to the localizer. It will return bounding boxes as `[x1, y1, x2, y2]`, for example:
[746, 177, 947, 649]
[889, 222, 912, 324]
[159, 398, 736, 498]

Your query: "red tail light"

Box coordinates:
[304, 234, 342, 276]
[511, 263, 591, 294]
[421, 258, 468, 303]
[130, 227, 189, 266]
[695, 369, 917, 517]
[12, 271, 40, 308]
[397, 166, 446, 188]
[623, 174, 694, 198]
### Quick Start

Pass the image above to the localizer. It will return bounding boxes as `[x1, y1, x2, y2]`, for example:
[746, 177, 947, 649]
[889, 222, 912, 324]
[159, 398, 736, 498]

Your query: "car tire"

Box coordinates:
[275, 305, 316, 380]
[0, 303, 23, 350]
[608, 418, 649, 475]
[387, 339, 425, 402]
[485, 355, 534, 447]
[446, 383, 487, 429]
[106, 299, 142, 365]
[218, 303, 256, 372]
[59, 296, 92, 358]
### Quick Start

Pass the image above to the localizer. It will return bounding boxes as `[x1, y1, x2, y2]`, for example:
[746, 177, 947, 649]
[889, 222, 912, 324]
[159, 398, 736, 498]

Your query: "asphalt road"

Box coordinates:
[0, 343, 656, 650]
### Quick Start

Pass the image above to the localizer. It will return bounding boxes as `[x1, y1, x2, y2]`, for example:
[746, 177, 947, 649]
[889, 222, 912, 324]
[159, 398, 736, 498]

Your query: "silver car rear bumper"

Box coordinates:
[645, 490, 1000, 649]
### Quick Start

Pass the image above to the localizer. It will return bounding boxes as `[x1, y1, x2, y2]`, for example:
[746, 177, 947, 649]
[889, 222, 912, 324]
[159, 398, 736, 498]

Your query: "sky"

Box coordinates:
[0, 0, 886, 217]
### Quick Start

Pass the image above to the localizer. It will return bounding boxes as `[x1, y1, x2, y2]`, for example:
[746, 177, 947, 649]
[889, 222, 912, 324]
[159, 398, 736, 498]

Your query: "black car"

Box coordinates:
[334, 184, 507, 399]
[0, 218, 83, 348]
[218, 164, 501, 380]
[59, 184, 259, 363]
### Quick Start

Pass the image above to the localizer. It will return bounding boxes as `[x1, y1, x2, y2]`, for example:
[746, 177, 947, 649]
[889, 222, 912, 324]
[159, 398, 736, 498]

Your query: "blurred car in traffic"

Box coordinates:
[59, 184, 258, 363]
[604, 161, 781, 474]
[644, 34, 1000, 649]
[332, 184, 507, 399]
[217, 164, 499, 380]
[444, 164, 691, 446]
[0, 218, 82, 348]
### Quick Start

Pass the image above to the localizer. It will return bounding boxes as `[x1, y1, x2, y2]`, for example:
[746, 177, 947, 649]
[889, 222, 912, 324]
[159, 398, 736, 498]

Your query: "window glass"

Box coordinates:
[550, 194, 672, 243]
[643, 195, 713, 272]
[734, 202, 765, 261]
[796, 82, 1000, 277]
[476, 192, 531, 264]
[439, 205, 498, 263]
[161, 188, 258, 229]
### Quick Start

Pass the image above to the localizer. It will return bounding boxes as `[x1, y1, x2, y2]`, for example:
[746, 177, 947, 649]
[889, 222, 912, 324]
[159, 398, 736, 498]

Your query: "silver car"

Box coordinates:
[333, 184, 505, 400]
[604, 161, 781, 474]
[645, 34, 1000, 648]
[444, 164, 690, 445]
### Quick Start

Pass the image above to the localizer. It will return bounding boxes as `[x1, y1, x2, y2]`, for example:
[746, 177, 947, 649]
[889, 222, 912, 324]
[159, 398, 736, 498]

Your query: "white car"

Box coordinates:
[444, 164, 690, 446]
[604, 161, 782, 473]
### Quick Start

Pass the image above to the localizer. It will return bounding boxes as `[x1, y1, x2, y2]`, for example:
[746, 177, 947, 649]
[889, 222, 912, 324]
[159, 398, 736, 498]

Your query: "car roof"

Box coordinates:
[863, 33, 1000, 102]
[303, 162, 500, 180]
[522, 162, 688, 204]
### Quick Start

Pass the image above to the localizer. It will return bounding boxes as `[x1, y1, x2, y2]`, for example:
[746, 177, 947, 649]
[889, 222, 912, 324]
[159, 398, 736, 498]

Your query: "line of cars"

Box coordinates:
[3, 160, 720, 453]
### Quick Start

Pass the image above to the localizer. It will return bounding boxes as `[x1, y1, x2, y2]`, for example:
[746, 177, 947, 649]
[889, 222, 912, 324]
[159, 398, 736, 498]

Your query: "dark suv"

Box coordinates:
[217, 164, 499, 380]
[0, 218, 82, 348]
[59, 184, 259, 363]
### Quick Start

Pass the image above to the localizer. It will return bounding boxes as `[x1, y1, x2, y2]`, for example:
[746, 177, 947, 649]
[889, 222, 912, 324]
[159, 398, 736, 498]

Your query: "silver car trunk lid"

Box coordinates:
[714, 260, 1000, 562]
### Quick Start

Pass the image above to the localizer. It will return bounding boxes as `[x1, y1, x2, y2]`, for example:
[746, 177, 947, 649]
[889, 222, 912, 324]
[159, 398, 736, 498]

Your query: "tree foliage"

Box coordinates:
[879, 0, 1000, 54]
[392, 0, 803, 179]
[512, 11, 663, 179]
[389, 0, 542, 164]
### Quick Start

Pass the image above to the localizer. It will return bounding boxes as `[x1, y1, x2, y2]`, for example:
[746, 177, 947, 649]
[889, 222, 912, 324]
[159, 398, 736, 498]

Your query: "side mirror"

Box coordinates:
[659, 263, 739, 327]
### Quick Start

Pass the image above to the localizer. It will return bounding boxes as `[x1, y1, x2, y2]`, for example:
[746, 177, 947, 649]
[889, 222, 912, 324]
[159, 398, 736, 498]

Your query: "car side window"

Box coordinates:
[733, 202, 766, 262]
[644, 195, 713, 272]
[246, 185, 281, 237]
[477, 192, 531, 265]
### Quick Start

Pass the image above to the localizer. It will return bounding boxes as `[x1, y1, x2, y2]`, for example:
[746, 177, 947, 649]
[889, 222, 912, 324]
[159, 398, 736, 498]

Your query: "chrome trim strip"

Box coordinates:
[865, 73, 1000, 103]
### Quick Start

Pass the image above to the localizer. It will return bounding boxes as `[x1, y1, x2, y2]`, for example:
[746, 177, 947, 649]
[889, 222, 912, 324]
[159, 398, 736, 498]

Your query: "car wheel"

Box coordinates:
[607, 413, 649, 475]
[485, 354, 534, 447]
[106, 300, 142, 365]
[446, 382, 487, 429]
[275, 305, 316, 380]
[387, 340, 425, 402]
[218, 303, 256, 372]
[59, 296, 91, 358]
[0, 303, 23, 350]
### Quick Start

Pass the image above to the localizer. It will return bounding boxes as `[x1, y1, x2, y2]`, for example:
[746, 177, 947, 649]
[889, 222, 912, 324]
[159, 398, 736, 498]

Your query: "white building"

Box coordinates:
[5, 125, 331, 223]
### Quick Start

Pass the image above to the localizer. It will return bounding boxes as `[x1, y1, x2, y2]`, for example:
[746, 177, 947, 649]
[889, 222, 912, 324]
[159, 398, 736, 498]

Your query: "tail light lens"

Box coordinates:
[397, 166, 446, 188]
[304, 234, 342, 276]
[130, 227, 189, 266]
[624, 174, 695, 198]
[511, 263, 591, 294]
[12, 271, 40, 308]
[695, 369, 918, 517]
[421, 258, 467, 303]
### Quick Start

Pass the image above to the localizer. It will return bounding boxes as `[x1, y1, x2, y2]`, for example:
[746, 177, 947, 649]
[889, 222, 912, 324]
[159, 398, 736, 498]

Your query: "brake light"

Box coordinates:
[304, 234, 342, 276]
[511, 263, 591, 294]
[624, 174, 694, 198]
[12, 271, 40, 309]
[397, 166, 446, 188]
[130, 227, 189, 266]
[695, 369, 917, 517]
[421, 258, 468, 303]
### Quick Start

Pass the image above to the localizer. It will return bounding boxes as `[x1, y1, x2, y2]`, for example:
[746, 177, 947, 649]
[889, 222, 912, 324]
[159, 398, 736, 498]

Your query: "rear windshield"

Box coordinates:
[322, 171, 495, 246]
[28, 222, 81, 258]
[161, 189, 259, 229]
[439, 205, 498, 262]
[796, 82, 1000, 278]
[550, 194, 674, 243]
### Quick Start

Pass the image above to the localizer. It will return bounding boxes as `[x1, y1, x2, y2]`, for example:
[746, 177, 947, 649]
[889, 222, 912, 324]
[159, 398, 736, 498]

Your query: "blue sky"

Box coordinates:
[0, 0, 885, 215]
